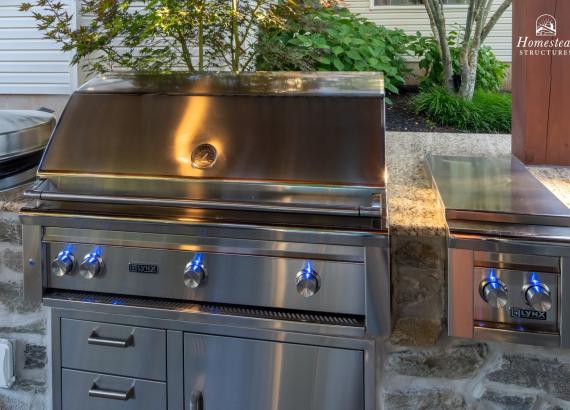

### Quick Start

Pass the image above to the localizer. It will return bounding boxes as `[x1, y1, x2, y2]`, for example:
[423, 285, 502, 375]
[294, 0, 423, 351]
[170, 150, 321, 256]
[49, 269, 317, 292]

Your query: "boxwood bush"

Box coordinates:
[256, 3, 412, 95]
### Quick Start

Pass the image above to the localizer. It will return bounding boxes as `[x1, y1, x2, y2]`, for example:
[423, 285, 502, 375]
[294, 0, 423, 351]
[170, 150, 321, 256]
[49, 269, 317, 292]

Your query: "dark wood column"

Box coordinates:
[512, 0, 570, 165]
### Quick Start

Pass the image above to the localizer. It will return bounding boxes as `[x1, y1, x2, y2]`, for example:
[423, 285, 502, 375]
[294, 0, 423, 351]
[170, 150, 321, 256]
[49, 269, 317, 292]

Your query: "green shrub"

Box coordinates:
[256, 3, 412, 95]
[411, 30, 508, 92]
[413, 86, 511, 133]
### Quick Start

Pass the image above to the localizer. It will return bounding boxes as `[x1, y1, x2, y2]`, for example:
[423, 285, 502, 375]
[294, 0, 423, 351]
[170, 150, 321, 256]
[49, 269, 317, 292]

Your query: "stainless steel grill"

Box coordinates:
[22, 72, 388, 410]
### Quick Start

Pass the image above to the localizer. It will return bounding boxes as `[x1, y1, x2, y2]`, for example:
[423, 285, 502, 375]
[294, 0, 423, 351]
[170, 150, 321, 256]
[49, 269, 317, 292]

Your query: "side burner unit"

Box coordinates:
[427, 155, 570, 347]
[21, 72, 389, 410]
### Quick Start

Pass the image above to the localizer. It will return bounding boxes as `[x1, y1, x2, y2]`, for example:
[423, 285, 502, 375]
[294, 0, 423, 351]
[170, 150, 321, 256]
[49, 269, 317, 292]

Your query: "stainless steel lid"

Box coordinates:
[33, 73, 386, 218]
[0, 110, 55, 160]
[426, 155, 570, 227]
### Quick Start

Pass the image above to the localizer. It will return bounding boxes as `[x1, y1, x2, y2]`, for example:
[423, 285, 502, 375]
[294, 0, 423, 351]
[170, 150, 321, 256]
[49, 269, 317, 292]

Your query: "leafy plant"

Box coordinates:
[256, 2, 412, 95]
[20, 0, 278, 74]
[412, 86, 511, 133]
[411, 30, 508, 93]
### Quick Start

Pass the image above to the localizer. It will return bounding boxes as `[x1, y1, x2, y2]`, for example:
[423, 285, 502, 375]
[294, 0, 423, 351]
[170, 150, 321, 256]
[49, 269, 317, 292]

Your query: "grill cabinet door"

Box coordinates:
[184, 333, 364, 410]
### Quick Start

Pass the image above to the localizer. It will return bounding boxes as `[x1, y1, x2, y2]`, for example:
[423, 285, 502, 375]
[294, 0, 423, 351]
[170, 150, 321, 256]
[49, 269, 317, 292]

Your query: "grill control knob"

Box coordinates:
[525, 284, 552, 312]
[79, 252, 104, 279]
[51, 250, 75, 277]
[184, 254, 206, 289]
[296, 262, 321, 298]
[479, 279, 508, 308]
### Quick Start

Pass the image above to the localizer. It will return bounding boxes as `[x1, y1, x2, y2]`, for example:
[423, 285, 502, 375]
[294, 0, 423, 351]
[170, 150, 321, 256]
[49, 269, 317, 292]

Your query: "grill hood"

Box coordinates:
[31, 72, 386, 218]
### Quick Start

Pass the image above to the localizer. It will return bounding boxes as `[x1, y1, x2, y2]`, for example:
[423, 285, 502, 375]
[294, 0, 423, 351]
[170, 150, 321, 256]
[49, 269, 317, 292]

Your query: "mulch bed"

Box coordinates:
[386, 86, 462, 133]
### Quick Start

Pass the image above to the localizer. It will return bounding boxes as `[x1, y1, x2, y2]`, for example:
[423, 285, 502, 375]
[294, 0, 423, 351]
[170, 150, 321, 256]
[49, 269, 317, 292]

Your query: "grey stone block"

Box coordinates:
[3, 248, 23, 273]
[384, 389, 467, 410]
[23, 344, 46, 370]
[387, 341, 488, 378]
[0, 319, 46, 336]
[0, 281, 39, 314]
[13, 379, 46, 394]
[479, 388, 536, 410]
[0, 395, 27, 410]
[0, 216, 21, 246]
[487, 354, 570, 402]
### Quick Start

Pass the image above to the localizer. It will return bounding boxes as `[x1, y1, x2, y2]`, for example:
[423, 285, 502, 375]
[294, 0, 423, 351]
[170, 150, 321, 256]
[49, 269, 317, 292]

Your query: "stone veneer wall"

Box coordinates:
[0, 133, 570, 409]
[0, 208, 48, 409]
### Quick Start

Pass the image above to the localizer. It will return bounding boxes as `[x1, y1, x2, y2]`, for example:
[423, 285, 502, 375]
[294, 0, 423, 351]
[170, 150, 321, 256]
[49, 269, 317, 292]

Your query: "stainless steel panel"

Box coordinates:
[62, 369, 166, 410]
[427, 155, 570, 227]
[76, 72, 384, 96]
[0, 110, 54, 160]
[473, 268, 559, 332]
[364, 245, 390, 336]
[473, 326, 560, 347]
[61, 318, 166, 381]
[448, 248, 475, 339]
[43, 226, 365, 263]
[184, 333, 364, 410]
[474, 251, 560, 272]
[47, 243, 366, 315]
[449, 234, 570, 257]
[22, 224, 43, 305]
[561, 257, 570, 348]
[166, 331, 184, 410]
[39, 73, 385, 188]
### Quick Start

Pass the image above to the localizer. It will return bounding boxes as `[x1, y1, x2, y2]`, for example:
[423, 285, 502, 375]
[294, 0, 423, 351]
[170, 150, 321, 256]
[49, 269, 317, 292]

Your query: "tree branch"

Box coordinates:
[481, 0, 512, 42]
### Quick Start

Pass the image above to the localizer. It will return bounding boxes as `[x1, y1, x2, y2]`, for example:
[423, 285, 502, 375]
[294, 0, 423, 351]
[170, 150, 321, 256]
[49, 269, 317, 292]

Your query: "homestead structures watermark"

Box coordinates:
[516, 15, 570, 56]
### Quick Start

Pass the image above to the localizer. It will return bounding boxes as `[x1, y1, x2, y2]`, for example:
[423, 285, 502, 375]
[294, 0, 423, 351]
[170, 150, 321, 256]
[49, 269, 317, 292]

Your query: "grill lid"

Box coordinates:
[34, 72, 386, 218]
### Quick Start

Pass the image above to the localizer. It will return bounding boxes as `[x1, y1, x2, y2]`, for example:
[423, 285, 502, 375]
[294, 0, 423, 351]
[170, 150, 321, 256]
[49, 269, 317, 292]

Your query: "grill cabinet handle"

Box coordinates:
[89, 382, 134, 401]
[88, 331, 133, 348]
[190, 391, 203, 410]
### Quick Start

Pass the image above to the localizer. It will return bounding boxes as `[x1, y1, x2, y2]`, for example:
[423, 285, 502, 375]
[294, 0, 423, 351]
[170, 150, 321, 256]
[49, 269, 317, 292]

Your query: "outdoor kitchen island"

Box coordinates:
[0, 131, 569, 409]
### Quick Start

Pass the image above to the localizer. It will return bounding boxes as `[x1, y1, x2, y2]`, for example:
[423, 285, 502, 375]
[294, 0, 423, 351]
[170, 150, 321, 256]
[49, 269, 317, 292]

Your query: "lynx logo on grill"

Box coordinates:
[510, 308, 547, 321]
[128, 263, 159, 274]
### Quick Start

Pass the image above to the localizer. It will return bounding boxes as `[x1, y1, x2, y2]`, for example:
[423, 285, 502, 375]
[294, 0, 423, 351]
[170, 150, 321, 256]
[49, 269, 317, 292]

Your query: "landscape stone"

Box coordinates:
[487, 354, 570, 401]
[390, 317, 442, 346]
[384, 389, 467, 410]
[387, 340, 488, 378]
[2, 249, 23, 273]
[23, 344, 47, 369]
[479, 388, 536, 410]
[0, 215, 22, 246]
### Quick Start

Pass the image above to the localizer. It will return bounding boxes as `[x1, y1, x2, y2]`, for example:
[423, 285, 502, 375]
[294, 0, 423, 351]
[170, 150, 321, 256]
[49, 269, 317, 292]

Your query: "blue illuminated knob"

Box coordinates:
[51, 250, 76, 277]
[184, 253, 206, 289]
[479, 279, 508, 308]
[296, 261, 321, 298]
[525, 284, 552, 312]
[79, 252, 104, 279]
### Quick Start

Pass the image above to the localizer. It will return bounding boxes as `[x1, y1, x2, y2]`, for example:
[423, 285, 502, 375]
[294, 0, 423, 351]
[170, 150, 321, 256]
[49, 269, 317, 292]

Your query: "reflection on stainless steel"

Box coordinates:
[22, 73, 388, 409]
[428, 155, 570, 348]
[426, 155, 570, 227]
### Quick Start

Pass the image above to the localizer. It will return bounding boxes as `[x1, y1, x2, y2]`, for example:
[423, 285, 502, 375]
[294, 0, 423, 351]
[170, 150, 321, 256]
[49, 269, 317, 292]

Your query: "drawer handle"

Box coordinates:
[190, 391, 203, 410]
[89, 383, 134, 401]
[88, 331, 134, 348]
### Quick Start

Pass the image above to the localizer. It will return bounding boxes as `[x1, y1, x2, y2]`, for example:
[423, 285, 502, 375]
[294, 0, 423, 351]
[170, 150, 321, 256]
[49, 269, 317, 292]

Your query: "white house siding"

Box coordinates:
[0, 0, 76, 94]
[343, 1, 513, 63]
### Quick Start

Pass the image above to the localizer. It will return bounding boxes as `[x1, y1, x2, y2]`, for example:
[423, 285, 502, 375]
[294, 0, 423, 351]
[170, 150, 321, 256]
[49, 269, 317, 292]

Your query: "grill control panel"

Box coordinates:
[474, 268, 559, 332]
[44, 241, 366, 317]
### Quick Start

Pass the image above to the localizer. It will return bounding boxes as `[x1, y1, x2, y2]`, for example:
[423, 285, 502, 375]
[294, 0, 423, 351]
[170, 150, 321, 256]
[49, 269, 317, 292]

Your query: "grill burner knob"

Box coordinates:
[525, 284, 552, 312]
[184, 255, 206, 288]
[79, 253, 103, 279]
[479, 279, 508, 308]
[51, 250, 75, 277]
[296, 266, 321, 298]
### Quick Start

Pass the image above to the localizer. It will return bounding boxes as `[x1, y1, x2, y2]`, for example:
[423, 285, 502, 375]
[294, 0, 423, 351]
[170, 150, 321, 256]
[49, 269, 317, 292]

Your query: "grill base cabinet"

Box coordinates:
[51, 309, 374, 410]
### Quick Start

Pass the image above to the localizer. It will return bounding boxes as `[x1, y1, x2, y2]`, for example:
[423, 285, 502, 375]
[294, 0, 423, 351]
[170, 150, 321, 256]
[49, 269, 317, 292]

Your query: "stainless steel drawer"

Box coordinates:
[62, 369, 166, 410]
[61, 319, 166, 381]
[184, 333, 364, 410]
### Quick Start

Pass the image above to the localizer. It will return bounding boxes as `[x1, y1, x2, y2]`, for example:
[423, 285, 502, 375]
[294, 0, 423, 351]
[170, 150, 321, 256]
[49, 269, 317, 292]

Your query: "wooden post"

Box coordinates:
[512, 0, 570, 166]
